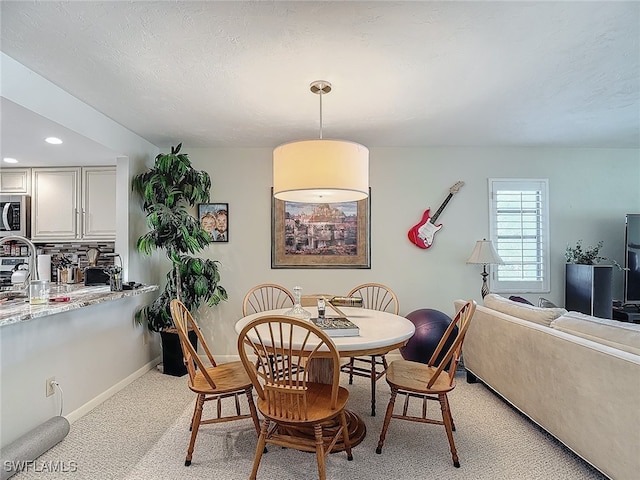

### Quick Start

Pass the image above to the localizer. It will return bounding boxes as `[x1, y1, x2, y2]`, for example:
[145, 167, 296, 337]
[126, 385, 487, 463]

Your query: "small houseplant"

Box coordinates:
[132, 143, 227, 375]
[565, 240, 622, 269]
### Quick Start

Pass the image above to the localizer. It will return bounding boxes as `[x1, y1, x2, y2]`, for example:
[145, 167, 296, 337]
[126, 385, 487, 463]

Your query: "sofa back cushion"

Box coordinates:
[551, 311, 640, 356]
[483, 293, 567, 327]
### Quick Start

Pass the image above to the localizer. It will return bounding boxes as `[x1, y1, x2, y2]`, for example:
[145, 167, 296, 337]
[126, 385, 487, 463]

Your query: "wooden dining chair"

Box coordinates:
[170, 299, 260, 466]
[375, 300, 476, 467]
[237, 315, 354, 480]
[339, 282, 399, 416]
[243, 284, 298, 375]
[242, 283, 294, 315]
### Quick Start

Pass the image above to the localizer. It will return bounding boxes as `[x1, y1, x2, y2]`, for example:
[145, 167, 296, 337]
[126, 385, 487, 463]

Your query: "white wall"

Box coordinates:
[0, 55, 162, 447]
[0, 293, 158, 447]
[185, 146, 640, 357]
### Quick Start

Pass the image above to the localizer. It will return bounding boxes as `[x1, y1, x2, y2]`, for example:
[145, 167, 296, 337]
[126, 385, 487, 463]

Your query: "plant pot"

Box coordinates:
[160, 329, 198, 377]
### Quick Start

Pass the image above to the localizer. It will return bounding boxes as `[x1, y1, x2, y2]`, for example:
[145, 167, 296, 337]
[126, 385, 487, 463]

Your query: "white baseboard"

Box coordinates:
[65, 356, 161, 424]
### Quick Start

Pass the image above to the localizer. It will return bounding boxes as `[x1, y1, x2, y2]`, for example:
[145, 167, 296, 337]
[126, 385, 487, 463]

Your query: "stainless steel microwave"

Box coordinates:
[0, 195, 31, 238]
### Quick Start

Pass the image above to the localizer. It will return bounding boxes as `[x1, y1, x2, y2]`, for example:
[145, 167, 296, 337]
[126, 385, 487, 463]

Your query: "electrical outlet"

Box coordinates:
[46, 377, 56, 397]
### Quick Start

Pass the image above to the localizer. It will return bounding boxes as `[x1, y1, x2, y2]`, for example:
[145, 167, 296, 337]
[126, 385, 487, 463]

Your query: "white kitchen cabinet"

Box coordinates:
[81, 167, 116, 239]
[0, 168, 31, 194]
[31, 168, 78, 240]
[31, 167, 116, 241]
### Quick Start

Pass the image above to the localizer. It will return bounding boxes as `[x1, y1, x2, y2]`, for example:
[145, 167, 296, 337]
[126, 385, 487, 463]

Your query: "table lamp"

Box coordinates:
[467, 239, 504, 298]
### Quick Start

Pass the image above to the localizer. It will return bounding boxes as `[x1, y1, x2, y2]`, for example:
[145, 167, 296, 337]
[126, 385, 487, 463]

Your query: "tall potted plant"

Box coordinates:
[132, 143, 227, 376]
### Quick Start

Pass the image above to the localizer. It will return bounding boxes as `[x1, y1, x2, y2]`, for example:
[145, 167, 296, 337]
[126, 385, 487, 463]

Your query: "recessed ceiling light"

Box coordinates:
[3, 157, 18, 164]
[45, 137, 63, 144]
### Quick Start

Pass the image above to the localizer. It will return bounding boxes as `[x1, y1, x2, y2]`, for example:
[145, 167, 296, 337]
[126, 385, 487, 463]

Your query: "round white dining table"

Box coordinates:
[236, 306, 415, 357]
[235, 305, 415, 450]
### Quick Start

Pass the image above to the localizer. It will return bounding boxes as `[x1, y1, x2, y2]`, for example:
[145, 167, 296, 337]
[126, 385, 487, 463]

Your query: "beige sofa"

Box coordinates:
[455, 295, 640, 480]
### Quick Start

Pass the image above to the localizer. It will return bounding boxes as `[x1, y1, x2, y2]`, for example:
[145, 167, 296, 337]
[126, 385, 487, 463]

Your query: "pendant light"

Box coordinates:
[273, 80, 369, 203]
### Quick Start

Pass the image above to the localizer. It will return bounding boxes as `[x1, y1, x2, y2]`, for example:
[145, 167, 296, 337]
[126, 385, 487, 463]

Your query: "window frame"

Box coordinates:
[488, 178, 550, 294]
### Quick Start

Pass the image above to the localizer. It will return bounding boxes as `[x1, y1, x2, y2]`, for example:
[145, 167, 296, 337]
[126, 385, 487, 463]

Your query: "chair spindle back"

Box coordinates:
[243, 284, 295, 315]
[170, 299, 219, 388]
[347, 283, 399, 314]
[238, 315, 341, 421]
[425, 300, 476, 389]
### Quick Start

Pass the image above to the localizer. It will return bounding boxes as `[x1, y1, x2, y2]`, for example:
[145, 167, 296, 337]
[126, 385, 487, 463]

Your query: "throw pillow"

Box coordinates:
[509, 295, 534, 305]
[483, 293, 567, 327]
[538, 297, 559, 308]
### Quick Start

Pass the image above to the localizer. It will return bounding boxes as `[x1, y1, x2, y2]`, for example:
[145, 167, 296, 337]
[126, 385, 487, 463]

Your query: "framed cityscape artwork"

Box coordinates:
[271, 189, 370, 268]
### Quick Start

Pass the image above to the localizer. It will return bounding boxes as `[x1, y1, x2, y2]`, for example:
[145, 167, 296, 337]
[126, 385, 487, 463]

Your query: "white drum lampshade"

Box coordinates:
[273, 139, 369, 203]
[273, 80, 369, 204]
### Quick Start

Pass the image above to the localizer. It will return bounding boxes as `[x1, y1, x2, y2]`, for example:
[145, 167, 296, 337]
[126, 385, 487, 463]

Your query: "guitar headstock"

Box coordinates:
[449, 181, 465, 194]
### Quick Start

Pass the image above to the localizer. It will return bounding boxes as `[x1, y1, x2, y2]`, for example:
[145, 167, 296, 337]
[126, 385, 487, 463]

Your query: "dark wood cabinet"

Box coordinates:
[565, 264, 613, 319]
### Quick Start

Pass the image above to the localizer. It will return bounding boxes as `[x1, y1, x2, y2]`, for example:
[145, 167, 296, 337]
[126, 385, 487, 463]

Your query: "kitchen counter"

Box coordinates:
[0, 283, 158, 327]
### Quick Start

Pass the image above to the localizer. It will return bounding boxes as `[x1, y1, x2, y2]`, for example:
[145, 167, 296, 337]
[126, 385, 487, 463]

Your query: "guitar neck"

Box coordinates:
[429, 194, 453, 224]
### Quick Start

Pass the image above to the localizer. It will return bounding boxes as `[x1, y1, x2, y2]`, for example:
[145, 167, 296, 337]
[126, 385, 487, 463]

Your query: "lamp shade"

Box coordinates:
[466, 240, 504, 265]
[273, 139, 369, 203]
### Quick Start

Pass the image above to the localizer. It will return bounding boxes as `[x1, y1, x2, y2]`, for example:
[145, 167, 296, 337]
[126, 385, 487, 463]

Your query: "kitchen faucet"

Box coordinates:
[0, 235, 39, 286]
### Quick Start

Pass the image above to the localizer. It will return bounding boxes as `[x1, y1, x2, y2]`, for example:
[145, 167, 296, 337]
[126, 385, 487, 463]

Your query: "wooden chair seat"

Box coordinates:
[189, 361, 253, 394]
[256, 382, 350, 425]
[170, 299, 260, 467]
[385, 360, 456, 394]
[376, 300, 476, 468]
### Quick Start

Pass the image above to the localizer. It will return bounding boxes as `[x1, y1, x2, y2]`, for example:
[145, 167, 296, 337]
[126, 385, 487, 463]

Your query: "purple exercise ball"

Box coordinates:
[400, 309, 455, 364]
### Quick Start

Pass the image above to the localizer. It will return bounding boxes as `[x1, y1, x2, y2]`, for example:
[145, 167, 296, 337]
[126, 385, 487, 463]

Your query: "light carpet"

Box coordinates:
[13, 367, 605, 480]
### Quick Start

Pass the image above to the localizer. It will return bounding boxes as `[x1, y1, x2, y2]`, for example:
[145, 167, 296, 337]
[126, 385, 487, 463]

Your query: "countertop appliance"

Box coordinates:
[11, 264, 29, 285]
[0, 195, 31, 238]
[84, 247, 110, 286]
[84, 267, 110, 286]
[0, 256, 29, 290]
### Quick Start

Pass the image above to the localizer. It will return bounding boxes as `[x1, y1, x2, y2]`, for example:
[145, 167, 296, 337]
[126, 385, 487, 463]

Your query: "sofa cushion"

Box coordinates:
[483, 293, 567, 327]
[551, 311, 640, 356]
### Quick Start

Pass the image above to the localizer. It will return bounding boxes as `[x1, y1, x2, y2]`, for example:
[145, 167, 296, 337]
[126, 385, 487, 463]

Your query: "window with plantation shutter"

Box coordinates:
[488, 179, 550, 293]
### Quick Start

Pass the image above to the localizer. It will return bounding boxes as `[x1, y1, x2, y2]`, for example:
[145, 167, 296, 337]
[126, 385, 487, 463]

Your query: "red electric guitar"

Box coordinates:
[408, 181, 465, 249]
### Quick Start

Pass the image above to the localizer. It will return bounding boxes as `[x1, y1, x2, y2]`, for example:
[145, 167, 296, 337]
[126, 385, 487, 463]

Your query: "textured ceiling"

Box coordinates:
[1, 1, 639, 166]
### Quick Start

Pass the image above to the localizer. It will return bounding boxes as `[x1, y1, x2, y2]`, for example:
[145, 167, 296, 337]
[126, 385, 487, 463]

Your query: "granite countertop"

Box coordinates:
[0, 283, 158, 327]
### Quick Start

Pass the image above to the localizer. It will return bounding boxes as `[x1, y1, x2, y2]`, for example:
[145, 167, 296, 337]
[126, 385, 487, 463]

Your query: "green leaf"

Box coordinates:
[131, 143, 226, 332]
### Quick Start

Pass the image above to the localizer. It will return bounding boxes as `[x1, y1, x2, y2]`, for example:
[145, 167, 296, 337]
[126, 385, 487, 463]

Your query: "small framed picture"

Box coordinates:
[198, 203, 229, 243]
